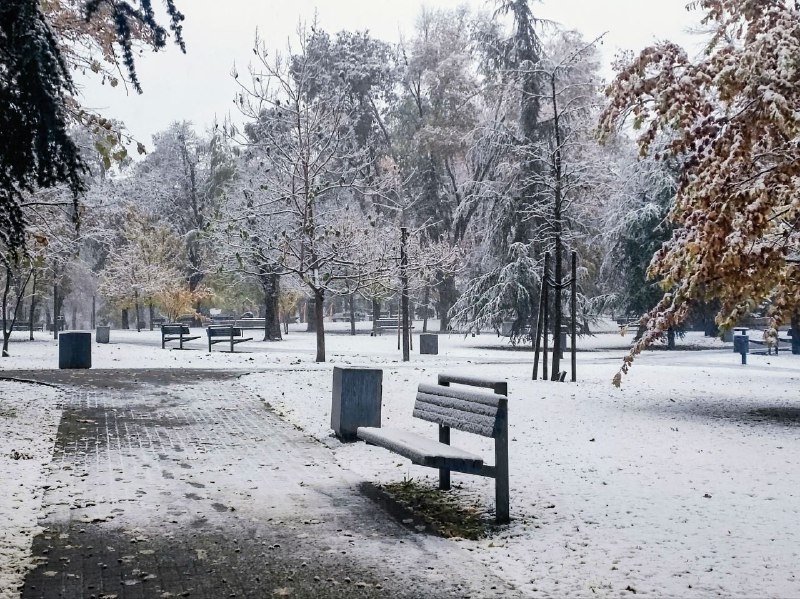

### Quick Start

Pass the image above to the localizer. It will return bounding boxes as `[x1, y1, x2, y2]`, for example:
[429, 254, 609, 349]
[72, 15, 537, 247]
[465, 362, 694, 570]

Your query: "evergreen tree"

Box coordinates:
[1, 0, 184, 258]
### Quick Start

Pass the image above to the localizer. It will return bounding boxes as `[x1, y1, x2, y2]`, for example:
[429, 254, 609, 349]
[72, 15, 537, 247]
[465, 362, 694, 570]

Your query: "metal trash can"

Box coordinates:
[96, 326, 110, 344]
[331, 367, 382, 441]
[733, 334, 749, 354]
[419, 334, 438, 355]
[59, 332, 92, 369]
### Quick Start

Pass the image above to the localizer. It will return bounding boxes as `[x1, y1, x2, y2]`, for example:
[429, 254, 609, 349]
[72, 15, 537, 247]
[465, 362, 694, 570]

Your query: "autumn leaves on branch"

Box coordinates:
[600, 0, 800, 386]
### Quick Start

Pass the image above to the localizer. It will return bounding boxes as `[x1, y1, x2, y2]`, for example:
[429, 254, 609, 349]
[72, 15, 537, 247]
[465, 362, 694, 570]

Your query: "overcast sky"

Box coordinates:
[76, 0, 702, 148]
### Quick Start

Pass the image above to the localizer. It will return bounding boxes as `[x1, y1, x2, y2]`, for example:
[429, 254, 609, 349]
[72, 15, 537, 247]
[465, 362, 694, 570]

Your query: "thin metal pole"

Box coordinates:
[542, 253, 550, 381]
[571, 250, 577, 382]
[532, 276, 545, 380]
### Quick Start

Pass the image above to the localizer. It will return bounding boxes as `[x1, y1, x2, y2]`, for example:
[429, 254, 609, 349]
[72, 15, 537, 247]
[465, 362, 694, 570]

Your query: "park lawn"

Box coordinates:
[1, 322, 799, 597]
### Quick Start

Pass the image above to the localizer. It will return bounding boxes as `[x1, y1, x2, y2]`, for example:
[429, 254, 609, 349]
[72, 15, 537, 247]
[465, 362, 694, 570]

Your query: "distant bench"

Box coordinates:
[161, 324, 201, 349]
[372, 318, 415, 335]
[357, 373, 510, 524]
[206, 326, 253, 352]
[616, 317, 641, 333]
[211, 318, 267, 330]
[11, 322, 44, 332]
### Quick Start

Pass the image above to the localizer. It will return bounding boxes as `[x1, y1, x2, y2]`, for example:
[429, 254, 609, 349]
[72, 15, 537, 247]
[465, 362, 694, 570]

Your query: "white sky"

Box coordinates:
[76, 0, 702, 148]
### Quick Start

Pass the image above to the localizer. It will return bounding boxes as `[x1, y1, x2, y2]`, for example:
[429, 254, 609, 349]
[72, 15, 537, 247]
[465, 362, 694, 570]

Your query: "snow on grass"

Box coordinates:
[0, 381, 62, 599]
[240, 331, 800, 598]
[2, 323, 799, 596]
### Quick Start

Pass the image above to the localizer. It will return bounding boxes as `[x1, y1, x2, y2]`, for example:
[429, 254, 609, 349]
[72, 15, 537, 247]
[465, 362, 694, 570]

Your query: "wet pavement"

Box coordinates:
[6, 369, 517, 599]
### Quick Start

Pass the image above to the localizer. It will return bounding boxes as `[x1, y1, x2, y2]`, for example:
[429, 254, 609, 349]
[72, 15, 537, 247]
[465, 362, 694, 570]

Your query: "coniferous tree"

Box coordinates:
[1, 0, 184, 258]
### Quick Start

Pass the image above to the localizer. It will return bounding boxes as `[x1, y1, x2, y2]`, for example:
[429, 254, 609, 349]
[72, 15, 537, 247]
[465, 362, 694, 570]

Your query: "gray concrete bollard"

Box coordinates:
[96, 326, 110, 344]
[331, 367, 382, 441]
[419, 333, 439, 355]
[59, 332, 92, 369]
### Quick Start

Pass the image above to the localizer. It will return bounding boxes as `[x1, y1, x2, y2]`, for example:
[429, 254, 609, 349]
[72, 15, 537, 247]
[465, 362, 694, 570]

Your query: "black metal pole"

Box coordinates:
[571, 250, 577, 382]
[532, 275, 545, 380]
[542, 253, 550, 381]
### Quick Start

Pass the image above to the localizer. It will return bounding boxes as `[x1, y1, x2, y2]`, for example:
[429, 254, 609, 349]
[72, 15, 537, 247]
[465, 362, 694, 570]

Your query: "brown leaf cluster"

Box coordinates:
[599, 0, 800, 386]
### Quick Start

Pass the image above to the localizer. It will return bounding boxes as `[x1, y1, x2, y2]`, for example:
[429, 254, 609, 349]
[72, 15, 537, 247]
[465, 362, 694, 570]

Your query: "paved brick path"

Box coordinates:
[11, 370, 517, 598]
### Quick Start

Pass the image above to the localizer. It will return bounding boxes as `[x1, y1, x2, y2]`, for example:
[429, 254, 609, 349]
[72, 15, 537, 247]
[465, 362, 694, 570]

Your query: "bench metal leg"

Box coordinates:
[439, 425, 451, 490]
[495, 417, 510, 524]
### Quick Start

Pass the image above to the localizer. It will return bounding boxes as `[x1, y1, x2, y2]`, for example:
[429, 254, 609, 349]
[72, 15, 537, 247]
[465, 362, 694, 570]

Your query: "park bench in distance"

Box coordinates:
[372, 317, 415, 335]
[11, 322, 44, 332]
[357, 373, 510, 524]
[206, 325, 253, 352]
[211, 318, 271, 330]
[160, 324, 200, 349]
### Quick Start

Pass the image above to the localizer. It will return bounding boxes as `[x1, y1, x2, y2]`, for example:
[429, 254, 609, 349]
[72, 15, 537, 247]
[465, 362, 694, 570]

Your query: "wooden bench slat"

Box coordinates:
[417, 383, 504, 408]
[413, 405, 497, 437]
[416, 391, 500, 417]
[357, 427, 484, 470]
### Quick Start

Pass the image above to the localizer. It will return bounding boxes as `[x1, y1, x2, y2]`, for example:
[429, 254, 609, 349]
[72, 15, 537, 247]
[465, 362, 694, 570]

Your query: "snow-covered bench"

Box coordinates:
[206, 326, 253, 352]
[357, 373, 510, 524]
[160, 324, 200, 349]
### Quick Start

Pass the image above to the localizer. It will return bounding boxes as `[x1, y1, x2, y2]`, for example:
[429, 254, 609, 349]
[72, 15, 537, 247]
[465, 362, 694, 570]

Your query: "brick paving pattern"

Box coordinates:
[13, 370, 517, 598]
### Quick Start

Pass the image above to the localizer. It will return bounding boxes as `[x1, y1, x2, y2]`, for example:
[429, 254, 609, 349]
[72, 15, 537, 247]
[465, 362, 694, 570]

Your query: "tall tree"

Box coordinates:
[134, 123, 234, 294]
[600, 0, 800, 384]
[233, 27, 382, 362]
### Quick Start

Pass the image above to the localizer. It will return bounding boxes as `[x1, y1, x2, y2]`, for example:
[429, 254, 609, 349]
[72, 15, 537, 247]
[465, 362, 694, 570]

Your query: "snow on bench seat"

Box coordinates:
[356, 427, 484, 471]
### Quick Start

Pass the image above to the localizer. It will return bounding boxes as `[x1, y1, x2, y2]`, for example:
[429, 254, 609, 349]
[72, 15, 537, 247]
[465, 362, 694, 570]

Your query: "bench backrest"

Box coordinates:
[413, 383, 507, 438]
[162, 324, 189, 335]
[207, 326, 242, 337]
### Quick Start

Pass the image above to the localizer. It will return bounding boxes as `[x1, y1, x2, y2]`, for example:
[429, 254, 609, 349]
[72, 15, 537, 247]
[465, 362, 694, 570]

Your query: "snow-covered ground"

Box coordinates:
[1, 322, 799, 597]
[0, 381, 62, 599]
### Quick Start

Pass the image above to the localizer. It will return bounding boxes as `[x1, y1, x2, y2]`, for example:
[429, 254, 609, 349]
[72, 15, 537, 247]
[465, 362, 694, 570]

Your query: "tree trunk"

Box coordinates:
[348, 292, 356, 336]
[314, 290, 325, 362]
[791, 310, 800, 355]
[372, 298, 380, 334]
[667, 327, 676, 350]
[551, 238, 563, 380]
[437, 274, 457, 332]
[306, 298, 316, 333]
[422, 285, 430, 333]
[2, 268, 10, 356]
[149, 301, 155, 331]
[121, 308, 129, 330]
[262, 272, 282, 341]
[400, 227, 410, 361]
[29, 270, 38, 341]
[52, 282, 59, 339]
[71, 305, 77, 331]
[134, 290, 141, 332]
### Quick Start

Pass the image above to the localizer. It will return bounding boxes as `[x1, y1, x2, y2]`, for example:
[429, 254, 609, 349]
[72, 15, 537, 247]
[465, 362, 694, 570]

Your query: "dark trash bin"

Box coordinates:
[59, 332, 91, 369]
[331, 367, 382, 441]
[96, 326, 110, 344]
[419, 333, 438, 355]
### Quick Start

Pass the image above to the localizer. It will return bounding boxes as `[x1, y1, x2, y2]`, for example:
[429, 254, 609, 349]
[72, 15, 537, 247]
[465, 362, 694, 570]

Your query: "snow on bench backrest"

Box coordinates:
[413, 383, 507, 438]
